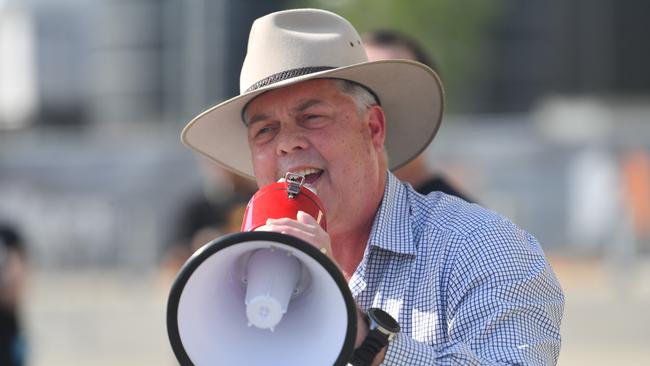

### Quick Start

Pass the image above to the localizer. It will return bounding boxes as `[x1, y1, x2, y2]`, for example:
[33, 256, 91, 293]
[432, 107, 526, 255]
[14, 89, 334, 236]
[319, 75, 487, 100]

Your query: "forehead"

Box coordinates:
[244, 79, 343, 116]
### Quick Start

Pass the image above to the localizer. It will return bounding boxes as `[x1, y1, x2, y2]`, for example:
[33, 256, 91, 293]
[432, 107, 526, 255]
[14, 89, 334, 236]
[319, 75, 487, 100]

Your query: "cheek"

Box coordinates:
[335, 128, 376, 174]
[325, 136, 376, 201]
[251, 146, 276, 186]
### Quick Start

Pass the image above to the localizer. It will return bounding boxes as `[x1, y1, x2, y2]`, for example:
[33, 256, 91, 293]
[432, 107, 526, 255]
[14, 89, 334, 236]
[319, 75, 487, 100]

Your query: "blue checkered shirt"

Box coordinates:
[349, 173, 564, 365]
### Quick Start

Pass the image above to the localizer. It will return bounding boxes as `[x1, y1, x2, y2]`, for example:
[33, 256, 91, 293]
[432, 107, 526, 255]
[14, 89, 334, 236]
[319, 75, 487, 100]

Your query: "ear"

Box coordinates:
[366, 105, 386, 152]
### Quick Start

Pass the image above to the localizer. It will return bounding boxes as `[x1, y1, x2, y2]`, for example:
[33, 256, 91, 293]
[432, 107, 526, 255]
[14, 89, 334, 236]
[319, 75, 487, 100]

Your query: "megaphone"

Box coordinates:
[167, 173, 357, 365]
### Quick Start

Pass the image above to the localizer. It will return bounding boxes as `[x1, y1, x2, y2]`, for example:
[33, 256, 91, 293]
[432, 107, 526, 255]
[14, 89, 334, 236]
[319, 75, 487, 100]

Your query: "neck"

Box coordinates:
[330, 220, 373, 280]
[329, 169, 387, 280]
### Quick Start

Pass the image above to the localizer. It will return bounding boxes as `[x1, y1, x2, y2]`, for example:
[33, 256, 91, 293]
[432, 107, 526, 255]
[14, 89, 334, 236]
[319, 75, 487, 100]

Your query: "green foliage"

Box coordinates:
[290, 0, 506, 111]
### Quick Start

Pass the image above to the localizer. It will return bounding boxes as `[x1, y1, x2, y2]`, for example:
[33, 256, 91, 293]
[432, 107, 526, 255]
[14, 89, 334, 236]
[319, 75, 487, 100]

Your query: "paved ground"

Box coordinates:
[23, 270, 175, 366]
[21, 257, 650, 365]
[551, 256, 650, 366]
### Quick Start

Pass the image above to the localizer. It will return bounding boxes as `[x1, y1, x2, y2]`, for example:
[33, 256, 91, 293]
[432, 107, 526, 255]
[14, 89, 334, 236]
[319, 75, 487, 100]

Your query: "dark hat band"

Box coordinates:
[241, 65, 382, 126]
[245, 66, 335, 92]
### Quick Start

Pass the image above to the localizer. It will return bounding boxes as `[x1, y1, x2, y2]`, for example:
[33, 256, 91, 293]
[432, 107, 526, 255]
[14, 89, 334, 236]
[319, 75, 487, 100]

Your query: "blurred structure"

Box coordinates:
[309, 0, 650, 113]
[468, 0, 650, 113]
[363, 29, 474, 202]
[0, 0, 649, 364]
[566, 146, 619, 251]
[621, 149, 650, 253]
[0, 0, 287, 272]
[0, 2, 37, 130]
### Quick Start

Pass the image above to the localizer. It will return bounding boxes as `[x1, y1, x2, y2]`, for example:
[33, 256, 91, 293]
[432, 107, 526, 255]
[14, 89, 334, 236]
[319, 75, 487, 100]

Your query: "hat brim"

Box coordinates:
[181, 59, 444, 180]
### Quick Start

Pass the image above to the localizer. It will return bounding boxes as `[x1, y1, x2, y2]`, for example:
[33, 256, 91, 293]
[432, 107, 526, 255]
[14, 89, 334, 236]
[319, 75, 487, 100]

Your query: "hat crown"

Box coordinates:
[240, 9, 368, 93]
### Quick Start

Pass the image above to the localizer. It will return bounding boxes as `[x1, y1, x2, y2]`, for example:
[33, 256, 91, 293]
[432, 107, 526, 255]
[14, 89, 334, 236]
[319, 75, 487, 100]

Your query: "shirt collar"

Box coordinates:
[366, 172, 416, 256]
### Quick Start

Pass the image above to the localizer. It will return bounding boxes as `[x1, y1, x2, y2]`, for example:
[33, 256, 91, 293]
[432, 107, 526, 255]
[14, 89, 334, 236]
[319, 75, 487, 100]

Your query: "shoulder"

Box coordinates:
[409, 187, 502, 238]
[382, 174, 537, 256]
[408, 186, 546, 261]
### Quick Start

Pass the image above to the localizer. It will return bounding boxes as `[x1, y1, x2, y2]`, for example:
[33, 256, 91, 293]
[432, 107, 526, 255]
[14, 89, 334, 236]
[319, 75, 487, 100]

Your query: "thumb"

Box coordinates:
[296, 210, 316, 224]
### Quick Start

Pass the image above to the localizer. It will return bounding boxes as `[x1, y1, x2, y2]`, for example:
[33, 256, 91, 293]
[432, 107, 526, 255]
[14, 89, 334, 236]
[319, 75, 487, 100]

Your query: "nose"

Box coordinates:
[276, 125, 308, 156]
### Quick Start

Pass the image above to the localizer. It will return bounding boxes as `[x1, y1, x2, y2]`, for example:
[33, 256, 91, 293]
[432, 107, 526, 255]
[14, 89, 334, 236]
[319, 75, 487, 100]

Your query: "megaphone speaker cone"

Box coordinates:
[167, 231, 357, 366]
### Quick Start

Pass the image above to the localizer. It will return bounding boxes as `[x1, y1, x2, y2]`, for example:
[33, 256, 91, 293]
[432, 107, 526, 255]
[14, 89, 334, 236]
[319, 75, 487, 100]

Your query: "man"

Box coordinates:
[0, 223, 27, 366]
[161, 161, 257, 279]
[181, 8, 564, 365]
[363, 30, 474, 202]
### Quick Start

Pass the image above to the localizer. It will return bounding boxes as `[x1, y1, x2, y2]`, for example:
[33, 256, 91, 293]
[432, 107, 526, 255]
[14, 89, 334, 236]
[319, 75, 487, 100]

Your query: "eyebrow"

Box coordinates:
[294, 99, 325, 113]
[245, 99, 326, 126]
[246, 112, 270, 127]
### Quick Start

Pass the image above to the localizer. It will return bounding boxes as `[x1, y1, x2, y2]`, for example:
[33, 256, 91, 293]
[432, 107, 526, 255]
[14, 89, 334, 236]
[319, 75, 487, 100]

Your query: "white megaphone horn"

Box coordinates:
[167, 173, 357, 365]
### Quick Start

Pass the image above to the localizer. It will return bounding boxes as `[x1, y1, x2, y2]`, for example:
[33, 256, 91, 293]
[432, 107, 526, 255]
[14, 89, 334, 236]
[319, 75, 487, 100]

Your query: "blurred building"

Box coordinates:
[4, 0, 647, 126]
[476, 0, 650, 113]
[10, 0, 286, 130]
[0, 0, 648, 272]
[0, 0, 287, 271]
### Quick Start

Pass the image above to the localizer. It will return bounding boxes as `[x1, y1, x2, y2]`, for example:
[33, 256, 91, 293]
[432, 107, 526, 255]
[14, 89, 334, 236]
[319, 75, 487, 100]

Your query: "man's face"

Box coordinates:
[244, 79, 386, 236]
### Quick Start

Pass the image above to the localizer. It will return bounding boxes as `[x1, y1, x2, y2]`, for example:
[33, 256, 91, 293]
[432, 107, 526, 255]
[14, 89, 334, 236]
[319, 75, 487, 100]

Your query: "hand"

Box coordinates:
[355, 307, 369, 347]
[255, 211, 334, 260]
[354, 307, 387, 366]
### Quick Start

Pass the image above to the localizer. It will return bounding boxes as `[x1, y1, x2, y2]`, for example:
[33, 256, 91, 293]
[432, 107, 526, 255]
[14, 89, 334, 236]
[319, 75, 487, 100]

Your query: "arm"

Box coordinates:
[380, 219, 564, 365]
[259, 212, 389, 365]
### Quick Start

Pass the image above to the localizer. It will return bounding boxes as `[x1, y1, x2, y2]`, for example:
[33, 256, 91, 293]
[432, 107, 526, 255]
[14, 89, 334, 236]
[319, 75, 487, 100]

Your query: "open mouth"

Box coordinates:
[289, 168, 323, 185]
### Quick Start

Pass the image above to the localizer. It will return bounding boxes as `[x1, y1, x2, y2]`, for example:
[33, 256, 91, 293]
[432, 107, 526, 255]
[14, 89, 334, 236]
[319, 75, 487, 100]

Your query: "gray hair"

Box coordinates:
[332, 79, 379, 116]
[333, 79, 388, 164]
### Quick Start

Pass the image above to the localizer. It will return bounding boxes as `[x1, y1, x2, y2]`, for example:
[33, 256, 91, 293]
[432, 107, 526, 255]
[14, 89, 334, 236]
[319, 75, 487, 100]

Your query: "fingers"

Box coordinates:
[267, 211, 316, 226]
[264, 213, 319, 234]
[255, 212, 332, 259]
[296, 210, 316, 224]
[256, 223, 316, 243]
[257, 218, 315, 239]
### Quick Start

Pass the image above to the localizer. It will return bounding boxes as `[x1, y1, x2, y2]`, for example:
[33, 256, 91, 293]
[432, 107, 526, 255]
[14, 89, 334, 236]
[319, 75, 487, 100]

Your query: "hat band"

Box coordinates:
[245, 66, 335, 92]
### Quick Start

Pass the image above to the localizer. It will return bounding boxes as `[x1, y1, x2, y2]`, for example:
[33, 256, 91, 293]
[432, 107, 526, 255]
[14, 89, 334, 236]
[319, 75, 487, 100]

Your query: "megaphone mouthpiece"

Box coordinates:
[244, 247, 301, 331]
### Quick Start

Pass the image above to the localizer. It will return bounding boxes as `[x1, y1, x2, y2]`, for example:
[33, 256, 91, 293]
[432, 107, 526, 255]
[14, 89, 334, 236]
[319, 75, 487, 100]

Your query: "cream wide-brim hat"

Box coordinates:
[181, 8, 444, 179]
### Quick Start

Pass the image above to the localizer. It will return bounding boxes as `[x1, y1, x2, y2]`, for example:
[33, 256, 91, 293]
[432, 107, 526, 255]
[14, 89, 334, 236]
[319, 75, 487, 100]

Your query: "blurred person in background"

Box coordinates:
[363, 29, 474, 202]
[620, 148, 650, 252]
[160, 160, 257, 276]
[181, 9, 564, 365]
[0, 223, 27, 366]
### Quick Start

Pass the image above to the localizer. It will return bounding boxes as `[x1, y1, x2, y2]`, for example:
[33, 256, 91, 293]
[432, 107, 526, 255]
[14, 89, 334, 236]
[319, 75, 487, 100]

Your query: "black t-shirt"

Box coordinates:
[415, 175, 474, 203]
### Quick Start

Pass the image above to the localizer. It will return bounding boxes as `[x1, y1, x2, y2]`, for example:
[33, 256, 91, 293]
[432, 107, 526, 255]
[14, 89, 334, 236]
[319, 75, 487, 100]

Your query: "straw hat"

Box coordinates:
[181, 8, 444, 179]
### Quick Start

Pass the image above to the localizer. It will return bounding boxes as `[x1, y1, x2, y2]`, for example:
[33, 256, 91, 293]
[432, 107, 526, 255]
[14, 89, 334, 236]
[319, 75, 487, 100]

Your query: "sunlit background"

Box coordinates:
[1, 0, 649, 365]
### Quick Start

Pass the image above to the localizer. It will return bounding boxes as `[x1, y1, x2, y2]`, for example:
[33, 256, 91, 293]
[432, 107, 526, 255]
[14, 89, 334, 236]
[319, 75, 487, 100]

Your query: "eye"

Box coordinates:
[257, 125, 274, 135]
[302, 113, 328, 127]
[250, 123, 278, 143]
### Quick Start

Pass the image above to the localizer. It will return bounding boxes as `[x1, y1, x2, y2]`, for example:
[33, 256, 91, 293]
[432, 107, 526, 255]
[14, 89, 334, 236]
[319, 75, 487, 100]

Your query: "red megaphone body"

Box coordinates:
[241, 172, 327, 232]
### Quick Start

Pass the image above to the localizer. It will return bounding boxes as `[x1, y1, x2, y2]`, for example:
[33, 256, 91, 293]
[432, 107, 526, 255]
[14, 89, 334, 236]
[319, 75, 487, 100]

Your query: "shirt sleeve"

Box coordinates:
[381, 219, 565, 365]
